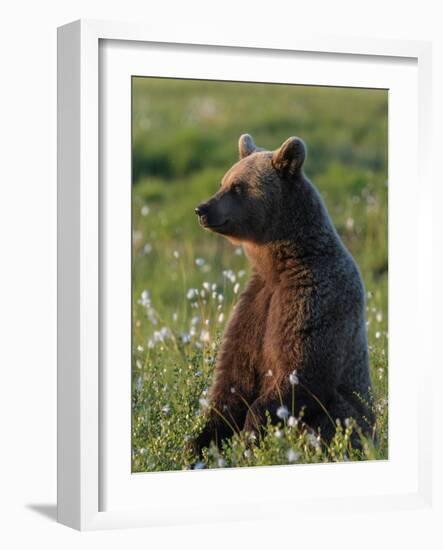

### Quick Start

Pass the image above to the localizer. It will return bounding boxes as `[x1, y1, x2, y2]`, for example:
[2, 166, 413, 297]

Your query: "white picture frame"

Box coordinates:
[57, 19, 435, 531]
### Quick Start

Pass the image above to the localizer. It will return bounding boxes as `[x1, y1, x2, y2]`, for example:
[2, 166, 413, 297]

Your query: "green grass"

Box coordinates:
[131, 77, 388, 472]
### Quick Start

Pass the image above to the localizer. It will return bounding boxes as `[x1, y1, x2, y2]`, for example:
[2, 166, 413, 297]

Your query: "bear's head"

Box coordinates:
[195, 134, 307, 244]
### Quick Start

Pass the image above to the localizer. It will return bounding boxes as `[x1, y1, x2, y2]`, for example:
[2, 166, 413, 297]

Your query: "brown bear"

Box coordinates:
[192, 134, 374, 455]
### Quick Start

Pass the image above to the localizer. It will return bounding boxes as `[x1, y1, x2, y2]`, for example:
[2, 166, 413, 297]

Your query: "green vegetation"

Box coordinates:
[131, 77, 388, 472]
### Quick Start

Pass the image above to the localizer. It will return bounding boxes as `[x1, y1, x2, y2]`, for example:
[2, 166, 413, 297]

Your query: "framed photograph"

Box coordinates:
[57, 20, 434, 531]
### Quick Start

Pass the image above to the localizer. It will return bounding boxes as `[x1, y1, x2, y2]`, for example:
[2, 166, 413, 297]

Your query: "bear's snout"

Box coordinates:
[195, 199, 230, 232]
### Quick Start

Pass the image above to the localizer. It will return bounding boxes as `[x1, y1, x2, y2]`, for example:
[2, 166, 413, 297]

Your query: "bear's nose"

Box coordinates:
[195, 203, 209, 225]
[195, 203, 209, 216]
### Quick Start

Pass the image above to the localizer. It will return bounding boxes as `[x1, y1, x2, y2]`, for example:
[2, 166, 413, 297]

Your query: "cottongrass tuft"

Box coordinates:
[186, 288, 197, 300]
[198, 397, 209, 410]
[200, 330, 210, 343]
[288, 416, 298, 428]
[307, 433, 320, 450]
[276, 405, 289, 420]
[287, 448, 300, 463]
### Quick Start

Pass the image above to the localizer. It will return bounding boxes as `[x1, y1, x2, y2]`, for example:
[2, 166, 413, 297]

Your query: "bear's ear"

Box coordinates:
[272, 137, 306, 177]
[238, 134, 257, 159]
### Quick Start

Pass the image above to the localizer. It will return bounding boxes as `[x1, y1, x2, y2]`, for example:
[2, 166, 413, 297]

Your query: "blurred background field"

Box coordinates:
[131, 77, 388, 472]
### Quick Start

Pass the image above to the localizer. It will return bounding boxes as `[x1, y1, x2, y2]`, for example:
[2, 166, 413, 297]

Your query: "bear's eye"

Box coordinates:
[231, 183, 243, 196]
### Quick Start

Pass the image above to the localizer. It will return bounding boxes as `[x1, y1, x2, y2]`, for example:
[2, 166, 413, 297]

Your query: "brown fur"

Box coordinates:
[191, 135, 374, 455]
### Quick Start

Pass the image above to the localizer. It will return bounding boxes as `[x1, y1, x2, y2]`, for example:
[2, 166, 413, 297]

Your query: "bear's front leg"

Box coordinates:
[188, 273, 267, 459]
[242, 381, 334, 441]
[189, 364, 258, 459]
[242, 392, 282, 439]
[189, 402, 243, 458]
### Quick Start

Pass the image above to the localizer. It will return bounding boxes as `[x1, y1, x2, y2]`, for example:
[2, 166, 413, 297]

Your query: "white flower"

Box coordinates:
[162, 404, 170, 414]
[376, 311, 383, 323]
[275, 429, 283, 438]
[288, 416, 298, 428]
[276, 405, 289, 420]
[199, 397, 209, 410]
[375, 331, 381, 339]
[235, 247, 243, 256]
[230, 386, 236, 394]
[202, 281, 211, 291]
[152, 327, 169, 343]
[181, 332, 191, 344]
[173, 250, 180, 258]
[147, 338, 154, 349]
[244, 449, 251, 458]
[147, 308, 157, 326]
[138, 289, 151, 308]
[200, 330, 210, 343]
[186, 288, 196, 300]
[153, 330, 164, 343]
[238, 270, 246, 278]
[345, 217, 354, 230]
[217, 294, 224, 303]
[233, 283, 240, 294]
[172, 312, 178, 322]
[222, 269, 236, 283]
[136, 345, 144, 352]
[307, 433, 320, 449]
[287, 448, 300, 463]
[195, 257, 205, 267]
[289, 370, 299, 385]
[143, 243, 152, 255]
[217, 313, 225, 324]
[141, 205, 150, 216]
[211, 283, 217, 291]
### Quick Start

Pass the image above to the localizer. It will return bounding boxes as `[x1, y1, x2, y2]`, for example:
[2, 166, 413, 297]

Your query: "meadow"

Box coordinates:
[131, 77, 388, 472]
